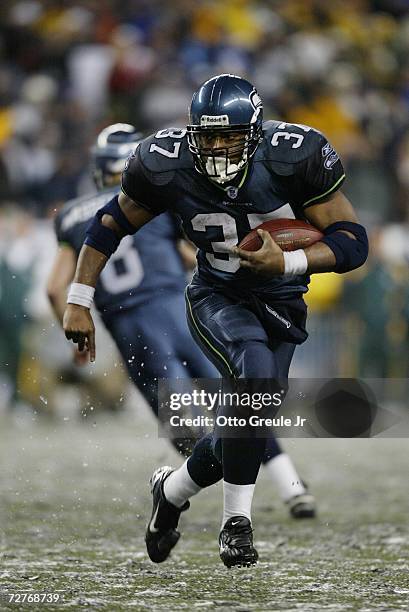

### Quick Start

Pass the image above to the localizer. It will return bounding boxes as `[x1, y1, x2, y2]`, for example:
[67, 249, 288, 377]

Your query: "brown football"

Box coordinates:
[238, 219, 323, 252]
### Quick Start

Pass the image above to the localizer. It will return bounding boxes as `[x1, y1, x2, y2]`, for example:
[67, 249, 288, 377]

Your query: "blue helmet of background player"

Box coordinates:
[187, 74, 263, 184]
[91, 123, 143, 190]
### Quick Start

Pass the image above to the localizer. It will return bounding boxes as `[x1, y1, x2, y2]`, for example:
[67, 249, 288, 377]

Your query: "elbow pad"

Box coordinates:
[85, 216, 120, 258]
[320, 221, 368, 273]
[84, 195, 136, 258]
[95, 194, 138, 235]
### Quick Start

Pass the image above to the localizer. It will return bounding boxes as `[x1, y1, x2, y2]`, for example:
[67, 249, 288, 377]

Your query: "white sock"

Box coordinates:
[222, 481, 255, 527]
[163, 460, 202, 508]
[263, 453, 306, 502]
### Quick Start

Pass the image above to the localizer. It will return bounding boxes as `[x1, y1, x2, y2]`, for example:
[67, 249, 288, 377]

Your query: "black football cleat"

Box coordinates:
[145, 466, 190, 563]
[219, 516, 258, 568]
[287, 492, 316, 519]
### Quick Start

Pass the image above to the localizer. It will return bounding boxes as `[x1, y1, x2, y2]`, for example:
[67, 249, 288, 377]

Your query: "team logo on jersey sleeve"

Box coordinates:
[322, 142, 333, 158]
[124, 150, 137, 171]
[321, 142, 339, 169]
[324, 152, 339, 169]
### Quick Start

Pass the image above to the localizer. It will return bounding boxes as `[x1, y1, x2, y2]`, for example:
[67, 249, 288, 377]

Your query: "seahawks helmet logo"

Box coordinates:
[249, 89, 263, 125]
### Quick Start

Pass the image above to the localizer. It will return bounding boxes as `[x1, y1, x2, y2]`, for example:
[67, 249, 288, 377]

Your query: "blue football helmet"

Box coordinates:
[92, 123, 143, 190]
[187, 74, 263, 184]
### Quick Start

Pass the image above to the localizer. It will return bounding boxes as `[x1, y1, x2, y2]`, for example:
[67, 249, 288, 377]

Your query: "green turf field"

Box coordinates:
[1, 411, 408, 611]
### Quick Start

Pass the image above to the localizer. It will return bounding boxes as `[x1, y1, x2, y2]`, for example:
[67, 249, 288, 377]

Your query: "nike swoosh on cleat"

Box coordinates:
[230, 521, 241, 526]
[149, 505, 160, 533]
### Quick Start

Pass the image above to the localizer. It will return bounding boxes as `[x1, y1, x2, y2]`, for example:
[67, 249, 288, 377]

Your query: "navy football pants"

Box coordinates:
[185, 284, 296, 379]
[185, 281, 296, 485]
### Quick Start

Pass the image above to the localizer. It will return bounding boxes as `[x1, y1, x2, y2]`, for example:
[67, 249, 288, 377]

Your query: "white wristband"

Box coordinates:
[67, 282, 95, 309]
[283, 249, 308, 276]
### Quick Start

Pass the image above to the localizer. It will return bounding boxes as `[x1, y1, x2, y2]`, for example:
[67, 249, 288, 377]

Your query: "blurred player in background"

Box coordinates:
[49, 123, 316, 523]
[48, 124, 217, 455]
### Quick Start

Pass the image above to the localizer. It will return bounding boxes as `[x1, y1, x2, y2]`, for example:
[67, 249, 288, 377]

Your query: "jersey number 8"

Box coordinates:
[100, 236, 144, 294]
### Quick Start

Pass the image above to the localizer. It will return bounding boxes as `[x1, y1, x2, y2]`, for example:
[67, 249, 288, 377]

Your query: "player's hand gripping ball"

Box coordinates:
[235, 219, 323, 276]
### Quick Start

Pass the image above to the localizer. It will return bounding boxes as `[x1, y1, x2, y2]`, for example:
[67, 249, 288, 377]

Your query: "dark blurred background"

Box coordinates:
[0, 0, 408, 415]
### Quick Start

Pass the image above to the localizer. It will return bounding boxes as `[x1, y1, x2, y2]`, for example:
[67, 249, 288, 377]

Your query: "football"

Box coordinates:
[238, 219, 323, 252]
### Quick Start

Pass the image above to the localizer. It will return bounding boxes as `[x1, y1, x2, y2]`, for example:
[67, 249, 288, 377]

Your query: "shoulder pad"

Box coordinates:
[257, 120, 326, 167]
[59, 188, 117, 234]
[137, 128, 194, 175]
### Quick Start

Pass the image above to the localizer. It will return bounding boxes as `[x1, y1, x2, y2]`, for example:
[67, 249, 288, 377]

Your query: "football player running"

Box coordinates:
[51, 121, 314, 512]
[63, 76, 368, 567]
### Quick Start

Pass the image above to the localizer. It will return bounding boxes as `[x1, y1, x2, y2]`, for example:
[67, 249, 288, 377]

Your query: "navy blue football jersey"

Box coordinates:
[121, 122, 345, 298]
[55, 187, 187, 314]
